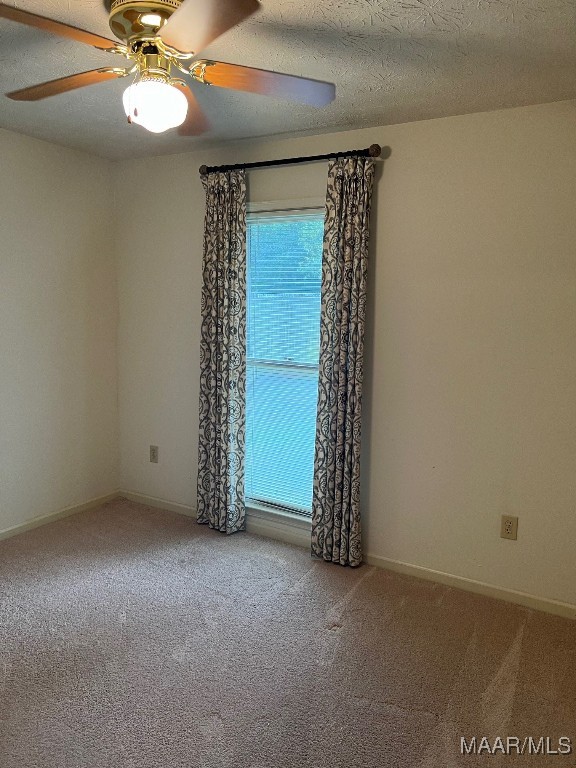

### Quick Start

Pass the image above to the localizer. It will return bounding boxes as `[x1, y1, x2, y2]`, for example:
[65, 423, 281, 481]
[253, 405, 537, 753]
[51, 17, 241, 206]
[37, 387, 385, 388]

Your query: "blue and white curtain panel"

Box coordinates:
[312, 156, 375, 566]
[197, 170, 247, 534]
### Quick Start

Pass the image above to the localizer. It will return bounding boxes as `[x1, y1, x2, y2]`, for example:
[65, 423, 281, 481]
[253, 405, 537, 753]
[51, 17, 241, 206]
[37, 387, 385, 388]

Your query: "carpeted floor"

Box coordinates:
[0, 497, 574, 767]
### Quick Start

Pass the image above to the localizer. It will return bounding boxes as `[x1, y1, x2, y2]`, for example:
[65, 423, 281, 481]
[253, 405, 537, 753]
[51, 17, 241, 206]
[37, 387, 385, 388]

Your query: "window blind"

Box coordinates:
[245, 211, 324, 515]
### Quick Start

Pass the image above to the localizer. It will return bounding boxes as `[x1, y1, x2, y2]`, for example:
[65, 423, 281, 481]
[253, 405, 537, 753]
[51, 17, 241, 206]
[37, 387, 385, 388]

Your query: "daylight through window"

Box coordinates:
[245, 209, 324, 515]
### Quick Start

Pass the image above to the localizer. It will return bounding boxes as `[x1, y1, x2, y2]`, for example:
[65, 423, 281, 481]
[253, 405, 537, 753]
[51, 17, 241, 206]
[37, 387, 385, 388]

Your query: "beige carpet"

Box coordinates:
[0, 497, 574, 767]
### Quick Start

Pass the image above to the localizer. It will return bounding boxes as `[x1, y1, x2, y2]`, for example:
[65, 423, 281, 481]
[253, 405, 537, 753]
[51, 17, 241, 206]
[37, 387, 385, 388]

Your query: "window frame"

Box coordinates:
[244, 198, 325, 522]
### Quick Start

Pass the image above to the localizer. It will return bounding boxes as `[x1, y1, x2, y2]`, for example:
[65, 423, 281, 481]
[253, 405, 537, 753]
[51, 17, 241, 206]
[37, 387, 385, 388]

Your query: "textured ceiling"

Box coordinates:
[0, 0, 575, 159]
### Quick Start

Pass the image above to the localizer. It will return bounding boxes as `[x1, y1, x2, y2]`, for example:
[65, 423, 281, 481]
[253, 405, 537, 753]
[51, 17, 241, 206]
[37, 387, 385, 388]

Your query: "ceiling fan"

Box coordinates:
[0, 0, 336, 134]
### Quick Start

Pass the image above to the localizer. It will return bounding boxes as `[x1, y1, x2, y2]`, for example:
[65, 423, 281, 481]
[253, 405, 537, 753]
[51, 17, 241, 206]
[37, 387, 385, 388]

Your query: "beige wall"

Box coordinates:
[0, 129, 119, 531]
[115, 100, 576, 607]
[2, 101, 573, 606]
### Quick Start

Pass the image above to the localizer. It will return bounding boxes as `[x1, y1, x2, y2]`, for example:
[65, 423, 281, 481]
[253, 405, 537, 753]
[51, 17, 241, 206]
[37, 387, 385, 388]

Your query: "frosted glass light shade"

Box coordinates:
[123, 80, 188, 134]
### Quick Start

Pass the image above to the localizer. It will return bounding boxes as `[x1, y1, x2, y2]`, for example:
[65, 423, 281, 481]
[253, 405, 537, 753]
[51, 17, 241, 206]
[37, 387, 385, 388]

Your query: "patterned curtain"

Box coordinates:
[197, 170, 247, 534]
[312, 156, 375, 566]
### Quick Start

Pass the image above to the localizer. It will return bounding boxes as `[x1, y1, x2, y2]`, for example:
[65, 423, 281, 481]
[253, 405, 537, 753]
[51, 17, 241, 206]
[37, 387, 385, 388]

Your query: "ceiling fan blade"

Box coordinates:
[0, 3, 118, 50]
[192, 60, 335, 107]
[6, 68, 129, 101]
[159, 0, 260, 54]
[174, 82, 210, 136]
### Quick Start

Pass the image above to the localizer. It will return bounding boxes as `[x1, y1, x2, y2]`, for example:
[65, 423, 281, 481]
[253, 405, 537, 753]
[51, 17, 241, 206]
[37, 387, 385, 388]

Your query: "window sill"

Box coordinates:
[245, 501, 311, 549]
[246, 500, 312, 530]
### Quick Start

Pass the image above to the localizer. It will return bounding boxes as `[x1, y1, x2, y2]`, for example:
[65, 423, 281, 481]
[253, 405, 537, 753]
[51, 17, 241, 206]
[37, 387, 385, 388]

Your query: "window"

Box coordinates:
[245, 208, 324, 516]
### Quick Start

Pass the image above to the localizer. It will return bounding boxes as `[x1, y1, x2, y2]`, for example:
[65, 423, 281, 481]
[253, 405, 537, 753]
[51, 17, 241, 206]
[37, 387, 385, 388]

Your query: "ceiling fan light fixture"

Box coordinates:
[123, 78, 188, 133]
[2, 0, 337, 139]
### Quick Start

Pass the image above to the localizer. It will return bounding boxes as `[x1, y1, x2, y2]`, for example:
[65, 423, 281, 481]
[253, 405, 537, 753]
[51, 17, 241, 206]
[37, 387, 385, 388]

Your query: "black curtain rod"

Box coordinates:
[199, 143, 384, 175]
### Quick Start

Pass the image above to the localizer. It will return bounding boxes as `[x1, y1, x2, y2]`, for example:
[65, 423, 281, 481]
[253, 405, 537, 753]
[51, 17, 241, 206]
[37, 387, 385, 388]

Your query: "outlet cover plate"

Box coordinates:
[501, 515, 518, 540]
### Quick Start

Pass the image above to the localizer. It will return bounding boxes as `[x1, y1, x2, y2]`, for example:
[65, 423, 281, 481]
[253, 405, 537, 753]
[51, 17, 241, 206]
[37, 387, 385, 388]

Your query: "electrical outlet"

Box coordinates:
[150, 445, 159, 464]
[501, 515, 518, 540]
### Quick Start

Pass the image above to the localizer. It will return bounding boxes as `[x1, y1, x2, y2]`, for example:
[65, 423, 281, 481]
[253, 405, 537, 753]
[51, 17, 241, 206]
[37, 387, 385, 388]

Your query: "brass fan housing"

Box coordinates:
[108, 0, 182, 43]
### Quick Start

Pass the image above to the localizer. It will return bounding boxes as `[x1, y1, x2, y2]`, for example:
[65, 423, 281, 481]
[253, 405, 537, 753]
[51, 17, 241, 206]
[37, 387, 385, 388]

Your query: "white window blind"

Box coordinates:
[245, 210, 324, 515]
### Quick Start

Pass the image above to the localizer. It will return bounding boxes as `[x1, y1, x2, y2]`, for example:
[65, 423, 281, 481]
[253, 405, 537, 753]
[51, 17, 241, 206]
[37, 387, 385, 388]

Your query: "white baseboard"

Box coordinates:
[365, 552, 576, 620]
[24, 487, 571, 621]
[0, 491, 120, 543]
[120, 490, 311, 549]
[121, 490, 196, 517]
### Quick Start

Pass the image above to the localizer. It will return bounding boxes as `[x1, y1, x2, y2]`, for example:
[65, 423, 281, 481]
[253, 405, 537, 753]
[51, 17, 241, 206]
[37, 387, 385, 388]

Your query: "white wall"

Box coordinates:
[0, 129, 119, 531]
[115, 100, 576, 606]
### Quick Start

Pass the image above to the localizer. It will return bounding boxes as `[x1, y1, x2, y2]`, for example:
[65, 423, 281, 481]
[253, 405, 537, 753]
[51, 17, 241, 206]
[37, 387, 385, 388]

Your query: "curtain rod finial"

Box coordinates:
[368, 144, 381, 158]
[199, 165, 208, 175]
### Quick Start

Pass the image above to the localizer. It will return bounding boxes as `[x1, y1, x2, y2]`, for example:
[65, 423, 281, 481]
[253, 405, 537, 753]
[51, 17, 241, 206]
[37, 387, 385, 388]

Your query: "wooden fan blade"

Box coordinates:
[174, 83, 210, 136]
[194, 60, 335, 107]
[159, 0, 259, 54]
[0, 3, 118, 49]
[6, 68, 128, 101]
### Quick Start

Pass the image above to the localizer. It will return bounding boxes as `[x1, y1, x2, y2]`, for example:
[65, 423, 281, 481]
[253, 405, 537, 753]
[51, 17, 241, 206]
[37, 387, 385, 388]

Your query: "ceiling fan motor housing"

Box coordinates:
[108, 0, 182, 43]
